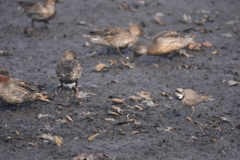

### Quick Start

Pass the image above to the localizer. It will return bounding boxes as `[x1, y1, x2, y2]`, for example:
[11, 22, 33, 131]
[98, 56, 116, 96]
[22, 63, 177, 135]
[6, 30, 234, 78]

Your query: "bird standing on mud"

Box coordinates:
[16, 0, 59, 28]
[83, 24, 144, 56]
[133, 28, 195, 61]
[175, 88, 213, 117]
[0, 69, 50, 110]
[56, 50, 82, 89]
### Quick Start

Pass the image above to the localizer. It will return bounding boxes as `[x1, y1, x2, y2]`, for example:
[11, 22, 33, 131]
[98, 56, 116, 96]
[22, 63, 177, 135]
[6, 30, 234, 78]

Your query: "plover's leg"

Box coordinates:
[190, 106, 195, 118]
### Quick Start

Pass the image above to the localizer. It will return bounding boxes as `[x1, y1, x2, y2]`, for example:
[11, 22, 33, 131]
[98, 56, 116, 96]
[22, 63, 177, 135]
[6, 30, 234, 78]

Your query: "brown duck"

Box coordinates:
[56, 50, 82, 89]
[17, 0, 59, 28]
[0, 69, 50, 109]
[133, 28, 195, 61]
[83, 24, 144, 56]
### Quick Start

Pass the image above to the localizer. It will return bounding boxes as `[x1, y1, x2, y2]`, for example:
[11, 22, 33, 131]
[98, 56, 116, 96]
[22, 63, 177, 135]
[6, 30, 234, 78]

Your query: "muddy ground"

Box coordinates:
[0, 0, 240, 159]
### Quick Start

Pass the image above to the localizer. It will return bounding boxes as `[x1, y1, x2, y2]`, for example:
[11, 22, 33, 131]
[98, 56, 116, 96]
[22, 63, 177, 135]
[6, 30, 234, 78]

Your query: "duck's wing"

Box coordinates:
[176, 28, 194, 36]
[152, 29, 194, 45]
[155, 28, 193, 38]
[10, 78, 42, 93]
[17, 0, 45, 15]
[17, 0, 40, 10]
[88, 27, 127, 37]
[17, 0, 37, 7]
[156, 31, 178, 38]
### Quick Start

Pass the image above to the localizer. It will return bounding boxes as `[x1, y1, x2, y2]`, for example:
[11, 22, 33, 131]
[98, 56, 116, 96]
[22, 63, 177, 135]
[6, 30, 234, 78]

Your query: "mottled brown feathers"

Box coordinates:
[17, 0, 58, 27]
[83, 24, 144, 56]
[56, 50, 81, 88]
[0, 69, 48, 104]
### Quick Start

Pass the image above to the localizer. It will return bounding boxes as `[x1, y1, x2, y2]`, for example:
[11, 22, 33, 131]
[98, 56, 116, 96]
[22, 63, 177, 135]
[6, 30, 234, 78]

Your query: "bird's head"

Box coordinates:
[174, 88, 184, 100]
[0, 69, 10, 84]
[62, 50, 77, 60]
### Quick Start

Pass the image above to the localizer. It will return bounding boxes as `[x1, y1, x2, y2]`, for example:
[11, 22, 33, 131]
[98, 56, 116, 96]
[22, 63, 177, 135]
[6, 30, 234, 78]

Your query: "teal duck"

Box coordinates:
[133, 28, 195, 61]
[17, 0, 58, 28]
[0, 69, 50, 106]
[56, 50, 82, 89]
[83, 24, 144, 56]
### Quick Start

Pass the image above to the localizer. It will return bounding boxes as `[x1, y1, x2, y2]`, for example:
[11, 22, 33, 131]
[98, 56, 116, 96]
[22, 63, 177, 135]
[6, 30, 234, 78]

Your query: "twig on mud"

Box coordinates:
[194, 121, 204, 133]
[106, 98, 125, 104]
[88, 133, 99, 141]
[108, 110, 120, 116]
[66, 115, 74, 122]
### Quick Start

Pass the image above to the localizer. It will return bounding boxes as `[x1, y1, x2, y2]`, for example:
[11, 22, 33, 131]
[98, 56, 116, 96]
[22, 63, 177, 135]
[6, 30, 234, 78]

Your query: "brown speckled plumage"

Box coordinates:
[56, 50, 81, 89]
[17, 0, 58, 28]
[133, 29, 195, 60]
[83, 24, 144, 56]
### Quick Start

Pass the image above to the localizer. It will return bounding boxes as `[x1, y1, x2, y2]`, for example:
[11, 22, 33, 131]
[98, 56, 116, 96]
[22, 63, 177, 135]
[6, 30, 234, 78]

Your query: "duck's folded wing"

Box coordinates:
[17, 0, 37, 8]
[89, 27, 126, 37]
[10, 78, 41, 92]
[17, 1, 44, 15]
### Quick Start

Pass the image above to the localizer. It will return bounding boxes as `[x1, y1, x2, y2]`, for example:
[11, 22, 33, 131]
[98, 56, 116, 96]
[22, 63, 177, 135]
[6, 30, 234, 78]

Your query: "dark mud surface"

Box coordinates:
[0, 0, 240, 159]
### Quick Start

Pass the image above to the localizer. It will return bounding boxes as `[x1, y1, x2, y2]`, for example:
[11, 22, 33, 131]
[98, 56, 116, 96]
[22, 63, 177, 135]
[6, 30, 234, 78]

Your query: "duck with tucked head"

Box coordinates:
[56, 50, 82, 89]
[0, 69, 50, 109]
[133, 28, 195, 61]
[83, 24, 144, 56]
[17, 0, 59, 28]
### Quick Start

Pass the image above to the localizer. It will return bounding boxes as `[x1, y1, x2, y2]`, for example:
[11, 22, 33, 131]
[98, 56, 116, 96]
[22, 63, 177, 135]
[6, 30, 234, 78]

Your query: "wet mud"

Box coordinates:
[0, 0, 240, 159]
